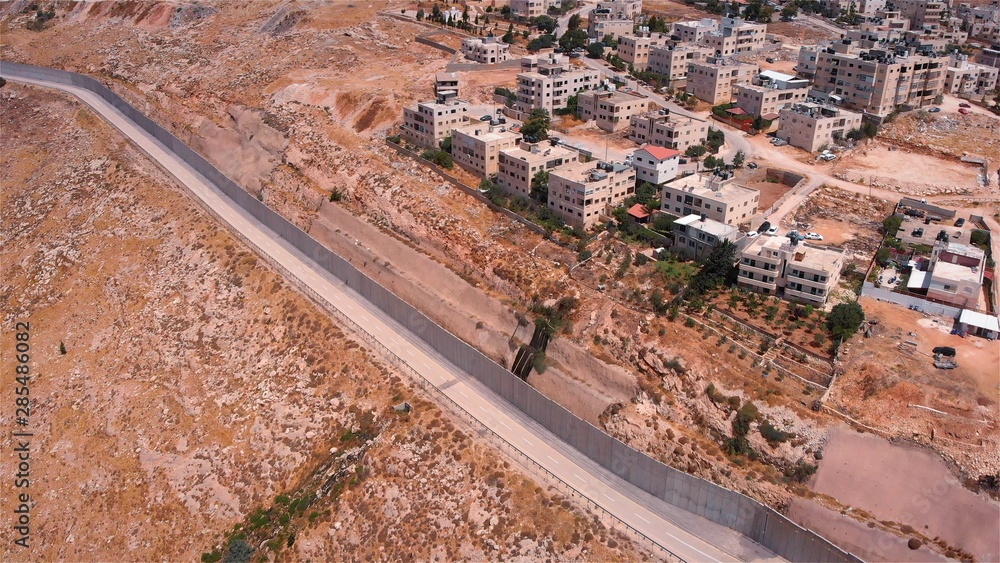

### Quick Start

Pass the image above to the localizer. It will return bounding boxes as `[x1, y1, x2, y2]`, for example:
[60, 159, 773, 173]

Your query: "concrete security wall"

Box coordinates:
[1, 61, 860, 563]
[861, 282, 963, 318]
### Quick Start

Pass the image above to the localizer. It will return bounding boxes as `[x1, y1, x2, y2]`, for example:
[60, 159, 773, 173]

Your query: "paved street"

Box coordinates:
[9, 72, 782, 563]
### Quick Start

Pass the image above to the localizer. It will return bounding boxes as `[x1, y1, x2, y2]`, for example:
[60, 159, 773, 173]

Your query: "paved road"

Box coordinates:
[9, 74, 782, 563]
[555, 1, 594, 36]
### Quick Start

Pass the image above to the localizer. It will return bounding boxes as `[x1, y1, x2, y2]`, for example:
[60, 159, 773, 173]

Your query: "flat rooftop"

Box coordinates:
[933, 260, 984, 284]
[675, 214, 740, 238]
[501, 143, 578, 163]
[789, 243, 845, 273]
[940, 242, 986, 261]
[553, 161, 629, 183]
[452, 123, 520, 142]
[665, 174, 759, 201]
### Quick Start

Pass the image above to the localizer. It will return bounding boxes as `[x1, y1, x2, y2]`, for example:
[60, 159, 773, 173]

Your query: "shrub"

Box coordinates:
[386, 135, 400, 144]
[759, 422, 794, 445]
[827, 302, 864, 344]
[634, 252, 650, 266]
[684, 317, 696, 328]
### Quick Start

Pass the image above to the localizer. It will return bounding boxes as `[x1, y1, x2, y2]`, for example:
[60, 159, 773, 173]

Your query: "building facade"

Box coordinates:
[618, 33, 671, 70]
[515, 54, 602, 115]
[632, 146, 681, 185]
[660, 173, 760, 225]
[944, 54, 1000, 100]
[704, 17, 768, 56]
[511, 0, 550, 17]
[734, 70, 811, 118]
[737, 236, 845, 305]
[450, 123, 522, 177]
[776, 103, 864, 152]
[629, 111, 711, 151]
[893, 0, 947, 30]
[434, 72, 460, 98]
[687, 59, 758, 104]
[648, 44, 713, 81]
[578, 90, 650, 132]
[925, 242, 986, 308]
[588, 16, 635, 40]
[672, 214, 746, 260]
[497, 142, 580, 198]
[401, 97, 471, 149]
[672, 18, 720, 43]
[461, 37, 511, 64]
[548, 161, 636, 228]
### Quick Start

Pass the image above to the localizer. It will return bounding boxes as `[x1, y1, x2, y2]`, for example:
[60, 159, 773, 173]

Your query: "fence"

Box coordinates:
[860, 282, 964, 317]
[1, 61, 860, 563]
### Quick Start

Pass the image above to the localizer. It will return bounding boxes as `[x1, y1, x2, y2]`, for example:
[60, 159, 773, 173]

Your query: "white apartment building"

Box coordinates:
[450, 123, 523, 177]
[461, 36, 511, 64]
[497, 142, 580, 198]
[632, 146, 681, 185]
[629, 110, 710, 151]
[548, 161, 636, 228]
[648, 44, 713, 81]
[924, 242, 987, 309]
[595, 0, 643, 20]
[511, 0, 551, 17]
[515, 54, 601, 115]
[588, 15, 635, 39]
[401, 97, 471, 149]
[687, 59, 758, 105]
[944, 54, 1000, 100]
[776, 103, 864, 152]
[434, 72, 460, 98]
[618, 33, 671, 70]
[673, 214, 746, 260]
[577, 89, 649, 132]
[661, 172, 760, 225]
[704, 17, 768, 56]
[734, 70, 811, 119]
[737, 236, 845, 305]
[672, 18, 720, 43]
[893, 0, 947, 30]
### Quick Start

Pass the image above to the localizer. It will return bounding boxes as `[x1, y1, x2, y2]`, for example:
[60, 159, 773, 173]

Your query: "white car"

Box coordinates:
[746, 231, 759, 238]
[765, 225, 779, 235]
[804, 232, 824, 240]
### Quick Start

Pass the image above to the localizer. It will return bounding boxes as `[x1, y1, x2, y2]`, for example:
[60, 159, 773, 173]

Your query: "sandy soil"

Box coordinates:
[809, 427, 1000, 562]
[641, 0, 708, 21]
[766, 21, 843, 43]
[834, 144, 983, 195]
[743, 179, 795, 211]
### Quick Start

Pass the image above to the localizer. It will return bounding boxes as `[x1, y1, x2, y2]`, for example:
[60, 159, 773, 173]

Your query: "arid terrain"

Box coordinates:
[0, 83, 646, 561]
[2, 1, 998, 561]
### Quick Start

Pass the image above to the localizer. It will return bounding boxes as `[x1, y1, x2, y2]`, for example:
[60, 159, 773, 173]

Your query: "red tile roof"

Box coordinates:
[641, 145, 681, 160]
[628, 204, 650, 219]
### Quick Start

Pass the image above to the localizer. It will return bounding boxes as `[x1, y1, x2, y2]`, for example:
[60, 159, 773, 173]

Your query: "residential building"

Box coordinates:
[687, 59, 758, 104]
[588, 15, 635, 40]
[957, 2, 1000, 42]
[648, 44, 713, 81]
[944, 53, 1000, 100]
[515, 54, 601, 115]
[925, 242, 986, 308]
[795, 45, 821, 79]
[497, 142, 580, 198]
[511, 0, 550, 17]
[980, 46, 1000, 69]
[660, 172, 760, 225]
[704, 17, 768, 56]
[595, 0, 643, 20]
[461, 36, 511, 64]
[401, 97, 471, 149]
[893, 0, 947, 30]
[809, 40, 945, 118]
[672, 18, 720, 43]
[734, 70, 811, 119]
[578, 89, 650, 132]
[737, 236, 845, 305]
[434, 72, 460, 98]
[632, 146, 681, 185]
[618, 33, 671, 70]
[673, 214, 746, 259]
[629, 110, 710, 151]
[776, 103, 864, 152]
[450, 123, 522, 177]
[548, 161, 636, 228]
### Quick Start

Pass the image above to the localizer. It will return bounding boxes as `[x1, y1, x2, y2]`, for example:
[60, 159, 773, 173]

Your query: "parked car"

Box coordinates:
[912, 228, 924, 237]
[953, 230, 962, 238]
[747, 162, 759, 169]
[766, 225, 779, 235]
[959, 108, 969, 114]
[480, 114, 493, 121]
[679, 158, 688, 164]
[746, 231, 760, 238]
[758, 220, 772, 233]
[955, 217, 965, 227]
[959, 102, 971, 108]
[773, 138, 788, 146]
[766, 57, 775, 63]
[804, 232, 824, 240]
[928, 107, 941, 113]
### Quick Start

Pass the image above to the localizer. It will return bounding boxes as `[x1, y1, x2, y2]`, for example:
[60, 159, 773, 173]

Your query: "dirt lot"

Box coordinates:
[808, 427, 1000, 562]
[790, 186, 893, 258]
[834, 143, 985, 197]
[743, 179, 795, 211]
[0, 82, 648, 562]
[642, 0, 709, 21]
[766, 21, 843, 44]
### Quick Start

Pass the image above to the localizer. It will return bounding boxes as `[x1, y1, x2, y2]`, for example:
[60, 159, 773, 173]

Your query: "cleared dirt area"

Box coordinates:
[766, 21, 843, 44]
[642, 0, 708, 21]
[0, 83, 648, 562]
[809, 427, 1000, 562]
[790, 186, 892, 257]
[743, 179, 795, 211]
[834, 144, 984, 197]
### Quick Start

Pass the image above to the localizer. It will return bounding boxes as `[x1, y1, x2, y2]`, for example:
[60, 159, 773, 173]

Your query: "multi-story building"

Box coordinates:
[687, 59, 758, 104]
[450, 123, 522, 177]
[672, 18, 720, 43]
[737, 236, 845, 305]
[957, 2, 1000, 42]
[434, 72, 460, 98]
[648, 44, 714, 81]
[618, 33, 671, 70]
[660, 172, 760, 225]
[776, 103, 864, 152]
[461, 36, 511, 64]
[893, 0, 947, 30]
[629, 110, 711, 151]
[980, 46, 1000, 69]
[703, 17, 768, 56]
[511, 0, 551, 17]
[595, 0, 643, 20]
[578, 89, 650, 132]
[515, 54, 601, 116]
[632, 146, 681, 185]
[588, 15, 635, 39]
[795, 45, 821, 79]
[497, 142, 580, 198]
[924, 242, 986, 308]
[809, 40, 945, 118]
[548, 161, 636, 228]
[734, 70, 811, 119]
[944, 53, 1000, 100]
[401, 97, 471, 149]
[672, 214, 746, 259]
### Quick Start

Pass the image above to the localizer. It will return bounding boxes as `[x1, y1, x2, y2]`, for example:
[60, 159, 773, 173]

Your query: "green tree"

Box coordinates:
[602, 33, 617, 48]
[500, 5, 511, 16]
[732, 150, 745, 168]
[567, 13, 581, 30]
[463, 5, 469, 23]
[586, 42, 605, 58]
[882, 214, 903, 236]
[527, 34, 556, 51]
[416, 7, 424, 20]
[503, 23, 515, 44]
[861, 120, 879, 139]
[874, 245, 891, 266]
[532, 14, 557, 33]
[685, 145, 707, 160]
[521, 108, 551, 141]
[440, 135, 452, 153]
[531, 169, 550, 201]
[432, 3, 442, 20]
[827, 302, 865, 343]
[691, 240, 738, 294]
[559, 29, 589, 52]
[703, 155, 723, 170]
[781, 3, 798, 18]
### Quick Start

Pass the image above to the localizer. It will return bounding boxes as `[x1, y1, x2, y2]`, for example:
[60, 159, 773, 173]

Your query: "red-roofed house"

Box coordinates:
[627, 203, 651, 222]
[632, 146, 681, 185]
